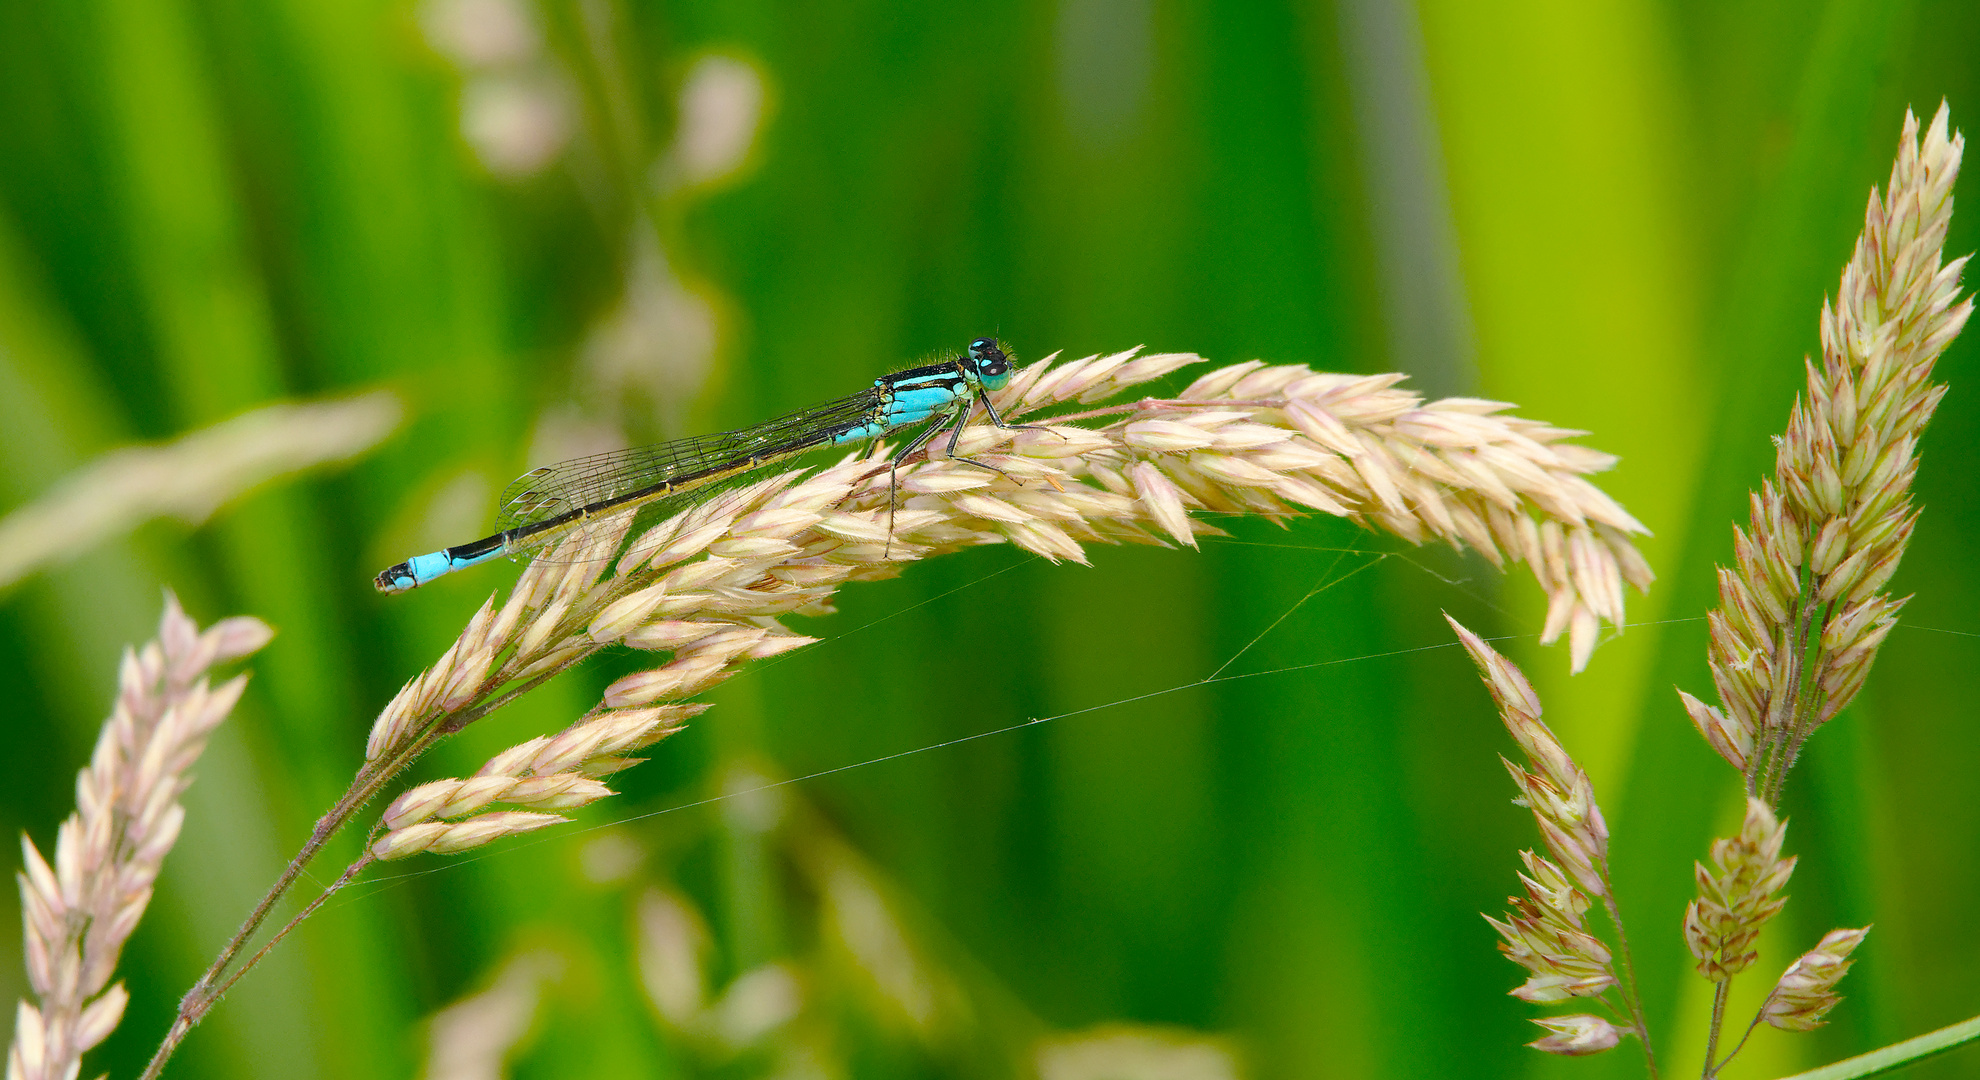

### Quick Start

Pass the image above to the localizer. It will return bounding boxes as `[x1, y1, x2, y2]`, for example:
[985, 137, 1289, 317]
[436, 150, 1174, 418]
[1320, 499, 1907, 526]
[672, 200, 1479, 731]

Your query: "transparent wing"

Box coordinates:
[495, 389, 889, 567]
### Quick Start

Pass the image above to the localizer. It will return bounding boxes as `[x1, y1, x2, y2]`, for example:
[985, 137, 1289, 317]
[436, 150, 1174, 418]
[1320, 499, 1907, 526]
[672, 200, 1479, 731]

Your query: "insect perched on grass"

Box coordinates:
[375, 337, 1032, 593]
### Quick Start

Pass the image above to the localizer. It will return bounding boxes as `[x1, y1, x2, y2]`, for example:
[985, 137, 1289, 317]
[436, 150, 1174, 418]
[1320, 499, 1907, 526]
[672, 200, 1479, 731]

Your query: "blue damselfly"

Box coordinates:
[374, 337, 1025, 593]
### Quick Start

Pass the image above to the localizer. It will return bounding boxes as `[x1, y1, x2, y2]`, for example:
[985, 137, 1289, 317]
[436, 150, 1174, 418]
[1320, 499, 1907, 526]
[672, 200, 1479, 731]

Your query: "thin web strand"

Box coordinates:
[338, 617, 1712, 900]
[336, 550, 1509, 897]
[1204, 547, 1381, 683]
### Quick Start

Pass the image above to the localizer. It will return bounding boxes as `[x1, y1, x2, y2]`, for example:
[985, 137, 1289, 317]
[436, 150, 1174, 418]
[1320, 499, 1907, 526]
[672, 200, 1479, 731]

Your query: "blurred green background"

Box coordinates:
[1, 0, 1978, 1077]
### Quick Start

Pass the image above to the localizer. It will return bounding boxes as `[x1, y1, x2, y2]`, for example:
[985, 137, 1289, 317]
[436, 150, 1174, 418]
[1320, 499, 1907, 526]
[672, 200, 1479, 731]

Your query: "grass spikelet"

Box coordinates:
[1448, 615, 1652, 1069]
[8, 593, 271, 1080]
[1684, 104, 1971, 801]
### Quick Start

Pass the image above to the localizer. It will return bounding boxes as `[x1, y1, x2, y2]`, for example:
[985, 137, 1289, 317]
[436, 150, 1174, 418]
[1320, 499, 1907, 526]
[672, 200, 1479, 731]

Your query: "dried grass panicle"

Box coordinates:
[366, 351, 1652, 858]
[1683, 797, 1796, 982]
[1761, 927, 1870, 1031]
[1686, 104, 1971, 792]
[8, 592, 272, 1080]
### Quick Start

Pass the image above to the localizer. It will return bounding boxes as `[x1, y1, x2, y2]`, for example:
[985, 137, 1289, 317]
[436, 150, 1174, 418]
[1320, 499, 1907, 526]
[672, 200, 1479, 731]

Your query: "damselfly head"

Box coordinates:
[967, 336, 1011, 388]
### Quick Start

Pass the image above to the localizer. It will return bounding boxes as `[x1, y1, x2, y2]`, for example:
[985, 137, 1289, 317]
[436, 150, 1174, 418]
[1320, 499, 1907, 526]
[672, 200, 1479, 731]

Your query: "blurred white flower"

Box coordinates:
[1037, 1026, 1238, 1080]
[422, 950, 564, 1080]
[705, 964, 803, 1049]
[637, 888, 710, 1027]
[462, 74, 570, 177]
[420, 0, 542, 68]
[577, 830, 646, 884]
[581, 230, 720, 435]
[657, 54, 766, 191]
[821, 861, 935, 1029]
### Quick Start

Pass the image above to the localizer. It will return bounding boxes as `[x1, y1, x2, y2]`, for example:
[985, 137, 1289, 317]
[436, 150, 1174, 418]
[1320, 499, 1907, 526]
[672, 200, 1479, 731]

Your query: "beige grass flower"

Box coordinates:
[1486, 851, 1618, 1004]
[1682, 104, 1970, 799]
[1525, 1014, 1623, 1056]
[1761, 927, 1870, 1031]
[8, 593, 271, 1080]
[1684, 797, 1796, 982]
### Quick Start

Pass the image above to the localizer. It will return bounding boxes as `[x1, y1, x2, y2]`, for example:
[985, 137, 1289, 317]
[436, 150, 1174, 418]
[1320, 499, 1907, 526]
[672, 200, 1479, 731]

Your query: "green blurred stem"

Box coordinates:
[1708, 987, 1774, 1078]
[193, 853, 380, 1030]
[138, 741, 421, 1080]
[1599, 877, 1658, 1077]
[1703, 980, 1731, 1076]
[138, 653, 592, 1079]
[1771, 1013, 1980, 1079]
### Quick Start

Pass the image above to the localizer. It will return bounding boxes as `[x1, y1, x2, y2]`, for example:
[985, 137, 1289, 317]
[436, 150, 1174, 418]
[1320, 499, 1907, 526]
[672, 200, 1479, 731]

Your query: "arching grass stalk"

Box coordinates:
[126, 346, 1649, 1076]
